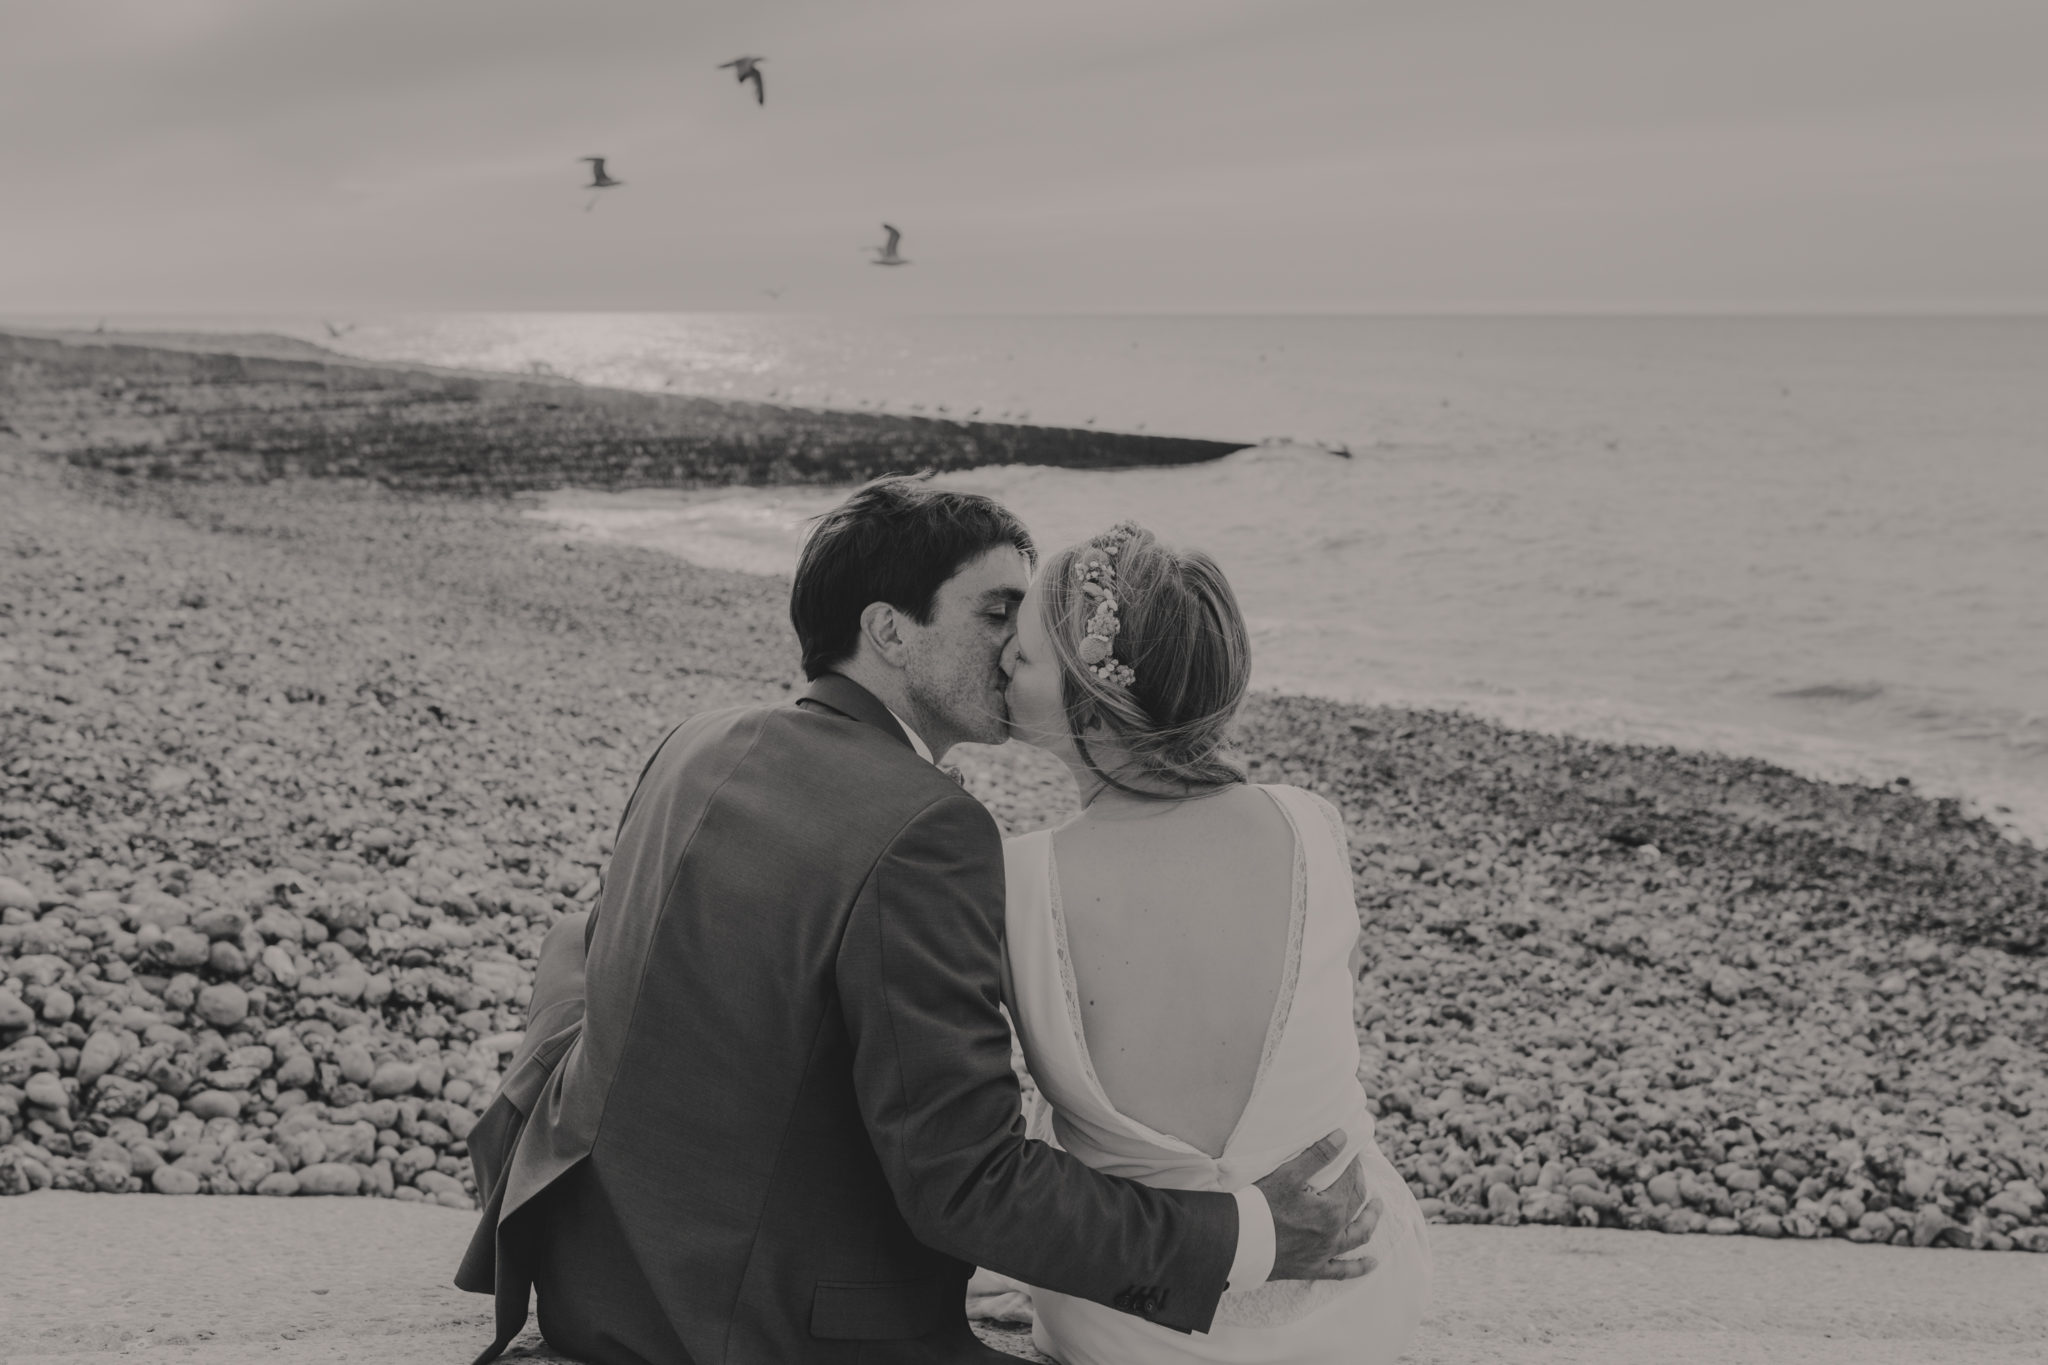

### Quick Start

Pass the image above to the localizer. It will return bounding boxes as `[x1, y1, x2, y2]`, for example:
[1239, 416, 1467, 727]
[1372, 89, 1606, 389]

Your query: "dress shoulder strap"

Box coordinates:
[1260, 783, 1349, 860]
[1000, 826, 1055, 886]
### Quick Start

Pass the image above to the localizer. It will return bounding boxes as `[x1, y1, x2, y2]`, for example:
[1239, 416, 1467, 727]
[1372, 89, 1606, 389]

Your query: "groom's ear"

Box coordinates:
[858, 601, 913, 668]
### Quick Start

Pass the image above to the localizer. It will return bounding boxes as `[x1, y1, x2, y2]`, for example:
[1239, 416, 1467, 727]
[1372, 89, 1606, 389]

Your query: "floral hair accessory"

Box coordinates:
[1071, 522, 1140, 687]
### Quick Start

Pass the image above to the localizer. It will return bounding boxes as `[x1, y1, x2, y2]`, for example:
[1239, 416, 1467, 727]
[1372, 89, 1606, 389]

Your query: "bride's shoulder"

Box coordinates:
[1259, 782, 1353, 845]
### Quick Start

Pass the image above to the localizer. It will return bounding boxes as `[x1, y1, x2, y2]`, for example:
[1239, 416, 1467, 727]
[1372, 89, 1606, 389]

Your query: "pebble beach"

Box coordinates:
[4, 333, 2047, 1278]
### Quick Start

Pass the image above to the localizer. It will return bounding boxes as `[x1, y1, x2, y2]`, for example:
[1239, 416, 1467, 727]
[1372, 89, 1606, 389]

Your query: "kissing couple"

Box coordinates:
[457, 478, 1433, 1364]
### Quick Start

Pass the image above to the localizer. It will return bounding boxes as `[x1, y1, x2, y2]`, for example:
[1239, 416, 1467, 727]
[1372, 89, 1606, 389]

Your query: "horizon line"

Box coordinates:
[6, 304, 2047, 323]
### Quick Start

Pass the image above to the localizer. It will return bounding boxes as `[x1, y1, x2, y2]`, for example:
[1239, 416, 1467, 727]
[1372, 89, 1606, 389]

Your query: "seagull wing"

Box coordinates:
[748, 68, 764, 103]
[882, 224, 901, 254]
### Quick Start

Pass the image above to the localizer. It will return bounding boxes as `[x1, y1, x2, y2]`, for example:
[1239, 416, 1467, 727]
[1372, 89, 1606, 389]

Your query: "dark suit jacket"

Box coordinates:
[457, 674, 1239, 1364]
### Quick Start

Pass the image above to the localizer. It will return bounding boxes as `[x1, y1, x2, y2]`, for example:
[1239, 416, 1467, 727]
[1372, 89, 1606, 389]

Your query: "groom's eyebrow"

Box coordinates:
[980, 587, 1025, 610]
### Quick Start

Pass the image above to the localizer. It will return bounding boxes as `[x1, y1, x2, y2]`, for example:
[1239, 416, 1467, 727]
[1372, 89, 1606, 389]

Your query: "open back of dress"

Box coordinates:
[1002, 783, 1434, 1364]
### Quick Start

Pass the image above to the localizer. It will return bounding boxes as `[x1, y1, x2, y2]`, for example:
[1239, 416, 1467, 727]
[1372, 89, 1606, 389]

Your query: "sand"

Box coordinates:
[3, 1192, 2044, 1365]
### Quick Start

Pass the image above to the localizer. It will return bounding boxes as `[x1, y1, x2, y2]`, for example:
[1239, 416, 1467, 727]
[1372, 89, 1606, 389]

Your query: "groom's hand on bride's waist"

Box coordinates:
[1256, 1130, 1384, 1282]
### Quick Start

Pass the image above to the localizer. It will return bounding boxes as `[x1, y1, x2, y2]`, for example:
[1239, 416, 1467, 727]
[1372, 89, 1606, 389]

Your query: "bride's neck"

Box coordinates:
[1057, 747, 1229, 817]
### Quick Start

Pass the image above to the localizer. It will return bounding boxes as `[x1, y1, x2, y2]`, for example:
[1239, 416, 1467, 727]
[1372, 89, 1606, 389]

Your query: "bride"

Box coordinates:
[993, 522, 1433, 1365]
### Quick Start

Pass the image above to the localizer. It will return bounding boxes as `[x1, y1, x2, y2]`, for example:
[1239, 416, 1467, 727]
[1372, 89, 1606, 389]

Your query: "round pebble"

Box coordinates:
[275, 1053, 317, 1089]
[0, 992, 34, 1033]
[24, 1072, 69, 1111]
[193, 983, 249, 1028]
[151, 1166, 202, 1196]
[185, 1090, 244, 1121]
[75, 1031, 124, 1086]
[296, 1162, 364, 1196]
[260, 944, 300, 987]
[335, 1046, 376, 1086]
[368, 1061, 418, 1098]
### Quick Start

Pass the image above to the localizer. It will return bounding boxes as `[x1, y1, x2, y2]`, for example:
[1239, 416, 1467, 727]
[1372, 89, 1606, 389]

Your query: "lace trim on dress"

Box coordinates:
[1309, 790, 1351, 864]
[1212, 787, 1350, 1331]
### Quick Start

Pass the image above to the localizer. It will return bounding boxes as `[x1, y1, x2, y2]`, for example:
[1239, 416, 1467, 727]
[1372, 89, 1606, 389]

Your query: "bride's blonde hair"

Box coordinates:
[1039, 523, 1252, 798]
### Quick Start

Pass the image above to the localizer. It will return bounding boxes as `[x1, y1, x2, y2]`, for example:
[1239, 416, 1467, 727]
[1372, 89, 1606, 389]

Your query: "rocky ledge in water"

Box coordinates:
[1, 451, 2044, 1254]
[0, 330, 1248, 493]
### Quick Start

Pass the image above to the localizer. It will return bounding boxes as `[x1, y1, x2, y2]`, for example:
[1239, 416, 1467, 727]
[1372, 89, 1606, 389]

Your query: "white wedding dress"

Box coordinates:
[1001, 784, 1433, 1365]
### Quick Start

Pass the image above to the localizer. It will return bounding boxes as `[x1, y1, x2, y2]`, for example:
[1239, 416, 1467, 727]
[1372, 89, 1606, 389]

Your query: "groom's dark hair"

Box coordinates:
[792, 476, 1035, 680]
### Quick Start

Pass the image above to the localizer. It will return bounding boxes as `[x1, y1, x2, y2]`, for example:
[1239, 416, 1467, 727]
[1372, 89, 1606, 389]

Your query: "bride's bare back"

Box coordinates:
[1053, 784, 1296, 1158]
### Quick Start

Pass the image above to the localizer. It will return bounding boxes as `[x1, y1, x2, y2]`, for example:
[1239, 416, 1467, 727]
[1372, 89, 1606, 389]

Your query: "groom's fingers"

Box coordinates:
[1327, 1191, 1380, 1257]
[1304, 1196, 1385, 1281]
[1316, 1254, 1377, 1281]
[1349, 1194, 1384, 1250]
[1299, 1251, 1377, 1281]
[1317, 1154, 1366, 1214]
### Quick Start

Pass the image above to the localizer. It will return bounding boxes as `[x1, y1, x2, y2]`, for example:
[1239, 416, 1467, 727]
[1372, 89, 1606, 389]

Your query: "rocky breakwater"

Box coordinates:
[0, 330, 1249, 493]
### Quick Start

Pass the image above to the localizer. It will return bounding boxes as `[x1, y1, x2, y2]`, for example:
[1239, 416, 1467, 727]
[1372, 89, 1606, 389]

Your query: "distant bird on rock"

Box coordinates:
[719, 56, 766, 104]
[579, 157, 624, 211]
[871, 223, 909, 266]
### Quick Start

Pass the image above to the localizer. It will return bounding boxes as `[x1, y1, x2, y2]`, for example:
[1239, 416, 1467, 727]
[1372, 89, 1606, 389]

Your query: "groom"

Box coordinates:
[457, 478, 1379, 1364]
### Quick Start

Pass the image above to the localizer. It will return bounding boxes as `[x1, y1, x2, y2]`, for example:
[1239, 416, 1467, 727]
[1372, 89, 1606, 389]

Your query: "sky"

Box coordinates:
[2, 0, 2044, 314]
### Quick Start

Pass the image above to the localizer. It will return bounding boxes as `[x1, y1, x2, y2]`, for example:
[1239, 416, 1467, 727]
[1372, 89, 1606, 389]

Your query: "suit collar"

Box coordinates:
[796, 673, 915, 754]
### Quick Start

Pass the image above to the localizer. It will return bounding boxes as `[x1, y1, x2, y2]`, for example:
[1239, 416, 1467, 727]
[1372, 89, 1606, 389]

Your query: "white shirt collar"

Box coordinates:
[882, 706, 935, 765]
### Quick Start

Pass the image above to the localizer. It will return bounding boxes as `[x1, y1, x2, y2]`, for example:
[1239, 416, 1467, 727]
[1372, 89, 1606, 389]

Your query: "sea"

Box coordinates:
[23, 312, 2048, 846]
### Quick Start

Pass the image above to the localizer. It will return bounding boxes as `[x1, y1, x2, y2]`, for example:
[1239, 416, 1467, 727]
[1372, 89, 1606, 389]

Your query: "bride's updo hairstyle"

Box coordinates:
[1041, 522, 1252, 798]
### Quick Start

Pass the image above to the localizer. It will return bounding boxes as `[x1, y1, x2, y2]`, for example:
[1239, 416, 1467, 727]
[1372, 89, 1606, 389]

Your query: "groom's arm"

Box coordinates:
[836, 792, 1250, 1335]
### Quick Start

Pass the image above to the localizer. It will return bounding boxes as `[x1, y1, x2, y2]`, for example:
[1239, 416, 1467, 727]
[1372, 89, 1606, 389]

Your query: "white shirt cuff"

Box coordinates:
[1225, 1185, 1276, 1290]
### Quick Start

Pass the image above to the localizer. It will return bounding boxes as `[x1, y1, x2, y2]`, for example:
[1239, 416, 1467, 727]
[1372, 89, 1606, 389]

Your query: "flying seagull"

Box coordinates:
[322, 320, 355, 339]
[871, 223, 909, 266]
[719, 56, 765, 105]
[580, 157, 623, 211]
